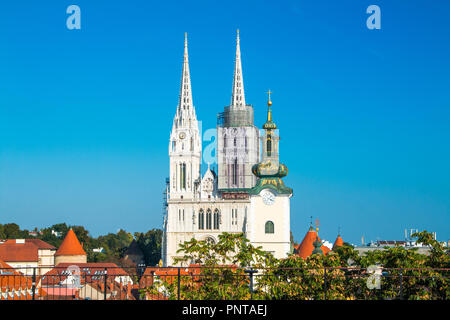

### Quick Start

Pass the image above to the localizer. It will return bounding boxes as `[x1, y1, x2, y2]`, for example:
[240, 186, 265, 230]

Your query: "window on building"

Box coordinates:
[232, 159, 238, 186]
[180, 163, 186, 190]
[267, 134, 272, 157]
[198, 209, 204, 230]
[213, 209, 220, 230]
[265, 221, 274, 234]
[206, 209, 212, 230]
[231, 209, 238, 225]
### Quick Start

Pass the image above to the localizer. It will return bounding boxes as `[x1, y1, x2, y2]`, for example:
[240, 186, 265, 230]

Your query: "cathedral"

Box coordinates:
[161, 31, 293, 266]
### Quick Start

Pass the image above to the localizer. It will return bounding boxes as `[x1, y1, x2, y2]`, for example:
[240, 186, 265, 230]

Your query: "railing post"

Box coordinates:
[245, 267, 256, 300]
[399, 268, 403, 300]
[324, 267, 327, 300]
[177, 267, 181, 300]
[32, 267, 36, 301]
[104, 267, 108, 300]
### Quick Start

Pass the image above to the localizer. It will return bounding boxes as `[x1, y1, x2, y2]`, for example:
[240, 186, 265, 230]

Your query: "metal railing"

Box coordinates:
[0, 266, 448, 300]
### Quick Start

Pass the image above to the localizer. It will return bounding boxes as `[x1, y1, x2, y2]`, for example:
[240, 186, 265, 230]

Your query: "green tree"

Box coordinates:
[144, 233, 274, 300]
[0, 223, 30, 239]
[135, 229, 163, 266]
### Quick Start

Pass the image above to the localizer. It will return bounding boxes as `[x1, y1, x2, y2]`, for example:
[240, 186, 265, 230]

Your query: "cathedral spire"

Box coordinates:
[230, 29, 246, 109]
[177, 32, 195, 121]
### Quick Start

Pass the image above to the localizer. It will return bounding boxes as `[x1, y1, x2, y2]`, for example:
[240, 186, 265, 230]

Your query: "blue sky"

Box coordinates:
[0, 0, 449, 244]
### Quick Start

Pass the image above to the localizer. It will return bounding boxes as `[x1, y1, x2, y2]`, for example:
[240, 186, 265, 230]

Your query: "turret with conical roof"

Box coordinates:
[55, 229, 87, 265]
[294, 225, 330, 259]
[332, 234, 344, 251]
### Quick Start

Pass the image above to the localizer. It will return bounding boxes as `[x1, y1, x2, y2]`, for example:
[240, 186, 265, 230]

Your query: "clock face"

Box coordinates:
[179, 132, 186, 139]
[261, 190, 276, 205]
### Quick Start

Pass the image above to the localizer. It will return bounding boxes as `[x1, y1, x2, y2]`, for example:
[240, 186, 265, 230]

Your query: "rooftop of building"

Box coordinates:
[0, 241, 39, 262]
[294, 226, 330, 259]
[55, 229, 86, 256]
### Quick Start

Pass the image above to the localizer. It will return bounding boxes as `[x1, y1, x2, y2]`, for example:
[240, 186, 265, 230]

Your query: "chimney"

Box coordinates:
[16, 239, 25, 244]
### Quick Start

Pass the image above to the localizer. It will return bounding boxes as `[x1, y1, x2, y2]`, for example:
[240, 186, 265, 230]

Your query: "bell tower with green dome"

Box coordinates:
[249, 91, 293, 196]
[246, 92, 293, 260]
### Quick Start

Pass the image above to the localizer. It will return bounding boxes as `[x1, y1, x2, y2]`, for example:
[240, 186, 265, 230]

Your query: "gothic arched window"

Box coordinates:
[198, 209, 204, 230]
[206, 209, 212, 230]
[265, 221, 274, 234]
[232, 158, 238, 186]
[213, 209, 220, 230]
[180, 163, 186, 190]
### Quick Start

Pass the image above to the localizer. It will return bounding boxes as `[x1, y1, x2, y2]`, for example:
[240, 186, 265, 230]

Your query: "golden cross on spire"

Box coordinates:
[266, 89, 273, 106]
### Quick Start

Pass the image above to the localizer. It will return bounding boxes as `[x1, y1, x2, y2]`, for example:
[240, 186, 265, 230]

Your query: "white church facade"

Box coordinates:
[161, 31, 293, 266]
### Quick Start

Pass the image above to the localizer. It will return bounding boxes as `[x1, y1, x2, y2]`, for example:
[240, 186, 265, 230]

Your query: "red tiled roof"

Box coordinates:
[55, 229, 86, 256]
[0, 242, 39, 262]
[295, 227, 329, 259]
[0, 259, 37, 300]
[0, 260, 13, 269]
[42, 263, 131, 287]
[4, 239, 56, 250]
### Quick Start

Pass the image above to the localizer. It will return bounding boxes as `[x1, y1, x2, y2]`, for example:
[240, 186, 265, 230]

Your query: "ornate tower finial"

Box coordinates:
[263, 90, 277, 130]
[266, 89, 272, 105]
[230, 29, 246, 109]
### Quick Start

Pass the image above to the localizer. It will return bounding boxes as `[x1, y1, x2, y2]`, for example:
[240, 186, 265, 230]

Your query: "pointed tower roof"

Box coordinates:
[175, 33, 197, 127]
[295, 226, 330, 259]
[55, 229, 86, 256]
[124, 239, 143, 257]
[332, 234, 344, 251]
[230, 29, 246, 109]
